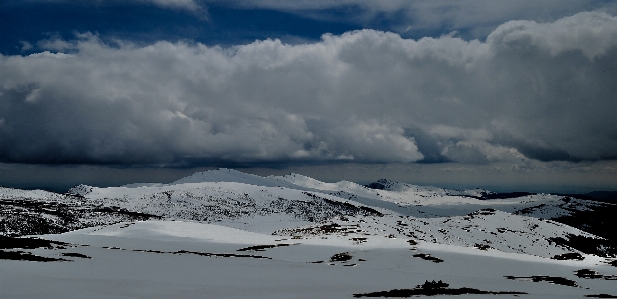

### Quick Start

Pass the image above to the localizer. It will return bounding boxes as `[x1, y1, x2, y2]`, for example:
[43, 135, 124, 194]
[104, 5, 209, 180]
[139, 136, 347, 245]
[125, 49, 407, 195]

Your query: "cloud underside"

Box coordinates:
[1, 12, 616, 166]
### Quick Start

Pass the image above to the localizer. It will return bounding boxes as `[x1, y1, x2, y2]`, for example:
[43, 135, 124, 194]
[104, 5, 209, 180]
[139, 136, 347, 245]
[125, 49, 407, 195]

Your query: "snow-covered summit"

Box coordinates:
[272, 173, 362, 191]
[365, 179, 494, 198]
[66, 184, 94, 197]
[171, 168, 279, 186]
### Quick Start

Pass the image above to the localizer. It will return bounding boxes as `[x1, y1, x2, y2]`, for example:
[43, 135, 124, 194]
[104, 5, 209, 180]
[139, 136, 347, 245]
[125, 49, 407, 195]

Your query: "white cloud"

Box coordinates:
[0, 12, 616, 166]
[487, 11, 617, 60]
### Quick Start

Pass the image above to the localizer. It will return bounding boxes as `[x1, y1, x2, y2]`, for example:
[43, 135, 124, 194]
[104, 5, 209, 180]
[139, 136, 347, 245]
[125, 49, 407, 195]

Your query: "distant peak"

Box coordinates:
[172, 169, 286, 187]
[365, 179, 401, 191]
[67, 184, 94, 197]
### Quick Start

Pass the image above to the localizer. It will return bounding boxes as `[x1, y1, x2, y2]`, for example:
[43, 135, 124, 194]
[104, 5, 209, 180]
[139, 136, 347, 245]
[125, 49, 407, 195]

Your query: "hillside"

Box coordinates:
[1, 169, 616, 298]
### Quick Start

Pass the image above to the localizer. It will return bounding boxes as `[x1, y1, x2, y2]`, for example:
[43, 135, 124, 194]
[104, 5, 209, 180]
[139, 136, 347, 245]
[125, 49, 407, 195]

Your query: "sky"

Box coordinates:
[1, 0, 617, 193]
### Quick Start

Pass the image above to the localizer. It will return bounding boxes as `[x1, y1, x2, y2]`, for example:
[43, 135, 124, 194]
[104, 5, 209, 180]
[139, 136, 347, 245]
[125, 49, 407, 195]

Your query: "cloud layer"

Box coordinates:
[1, 12, 616, 166]
[214, 0, 617, 37]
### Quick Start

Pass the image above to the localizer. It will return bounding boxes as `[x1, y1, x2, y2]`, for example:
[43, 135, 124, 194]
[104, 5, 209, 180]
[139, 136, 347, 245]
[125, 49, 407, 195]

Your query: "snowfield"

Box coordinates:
[1, 169, 616, 298]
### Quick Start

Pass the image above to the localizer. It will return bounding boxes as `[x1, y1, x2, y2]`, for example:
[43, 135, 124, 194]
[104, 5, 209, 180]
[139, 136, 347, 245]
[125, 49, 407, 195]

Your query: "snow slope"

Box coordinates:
[2, 169, 617, 298]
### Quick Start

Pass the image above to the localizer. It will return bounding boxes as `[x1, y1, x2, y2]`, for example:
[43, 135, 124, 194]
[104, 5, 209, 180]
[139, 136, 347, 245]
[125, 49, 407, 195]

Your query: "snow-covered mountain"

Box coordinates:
[2, 169, 616, 298]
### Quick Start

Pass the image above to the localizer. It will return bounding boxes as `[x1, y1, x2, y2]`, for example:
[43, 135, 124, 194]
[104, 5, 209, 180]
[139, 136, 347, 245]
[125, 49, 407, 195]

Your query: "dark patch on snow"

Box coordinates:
[479, 192, 535, 200]
[549, 234, 617, 258]
[175, 250, 271, 259]
[274, 222, 360, 237]
[93, 207, 162, 219]
[552, 252, 584, 260]
[364, 182, 386, 190]
[131, 248, 271, 259]
[474, 243, 491, 251]
[0, 235, 69, 249]
[575, 269, 617, 280]
[60, 252, 92, 259]
[585, 294, 617, 298]
[407, 239, 418, 246]
[132, 249, 166, 253]
[412, 253, 444, 263]
[516, 204, 547, 215]
[549, 200, 617, 253]
[396, 220, 408, 227]
[0, 198, 161, 237]
[353, 280, 526, 297]
[351, 237, 367, 244]
[119, 222, 135, 228]
[0, 250, 69, 262]
[472, 208, 496, 216]
[504, 275, 579, 287]
[236, 244, 292, 252]
[269, 193, 382, 223]
[330, 252, 353, 262]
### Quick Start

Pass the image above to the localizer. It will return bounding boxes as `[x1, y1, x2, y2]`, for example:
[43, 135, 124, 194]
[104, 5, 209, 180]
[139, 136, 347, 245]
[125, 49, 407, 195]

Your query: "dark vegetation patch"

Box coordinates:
[0, 235, 69, 249]
[0, 210, 72, 236]
[504, 275, 579, 287]
[548, 198, 617, 256]
[407, 239, 418, 246]
[575, 269, 617, 280]
[60, 252, 92, 259]
[608, 260, 617, 267]
[550, 234, 617, 258]
[552, 252, 584, 260]
[474, 243, 491, 251]
[516, 204, 547, 215]
[364, 182, 387, 190]
[472, 208, 496, 216]
[131, 248, 271, 259]
[273, 222, 358, 237]
[330, 252, 353, 262]
[174, 250, 271, 259]
[0, 198, 161, 237]
[237, 244, 292, 252]
[412, 253, 443, 263]
[585, 294, 617, 298]
[563, 191, 617, 203]
[464, 209, 497, 220]
[351, 237, 367, 244]
[478, 192, 535, 200]
[311, 193, 384, 217]
[267, 193, 382, 223]
[396, 220, 408, 227]
[92, 207, 162, 219]
[0, 250, 69, 262]
[353, 280, 527, 298]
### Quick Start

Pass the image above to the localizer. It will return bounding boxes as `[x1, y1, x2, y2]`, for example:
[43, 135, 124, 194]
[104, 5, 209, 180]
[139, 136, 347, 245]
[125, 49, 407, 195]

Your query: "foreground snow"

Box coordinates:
[2, 220, 617, 299]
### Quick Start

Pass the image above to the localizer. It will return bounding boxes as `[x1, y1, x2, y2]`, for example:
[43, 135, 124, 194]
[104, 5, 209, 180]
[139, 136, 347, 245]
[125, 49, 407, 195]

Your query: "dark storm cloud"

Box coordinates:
[0, 12, 616, 166]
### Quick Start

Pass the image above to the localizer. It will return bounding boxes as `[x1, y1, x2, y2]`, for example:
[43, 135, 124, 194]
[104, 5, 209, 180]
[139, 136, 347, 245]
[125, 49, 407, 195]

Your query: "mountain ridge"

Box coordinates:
[1, 169, 616, 258]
